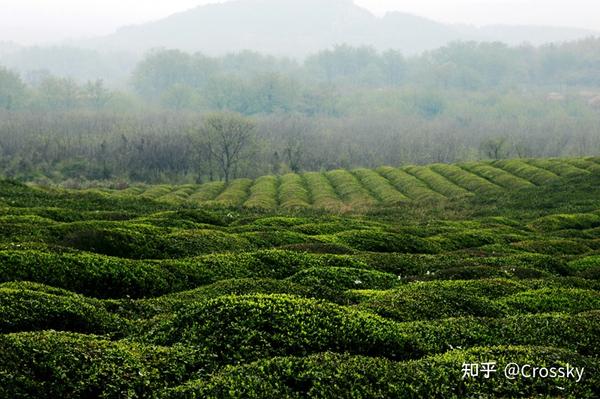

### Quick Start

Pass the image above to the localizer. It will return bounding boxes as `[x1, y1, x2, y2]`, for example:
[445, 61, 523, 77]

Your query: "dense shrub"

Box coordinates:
[335, 230, 441, 253]
[169, 347, 600, 399]
[129, 278, 338, 318]
[286, 267, 399, 291]
[51, 221, 168, 258]
[498, 288, 600, 314]
[351, 279, 523, 321]
[0, 331, 210, 399]
[0, 287, 126, 335]
[529, 213, 600, 231]
[146, 294, 418, 363]
[0, 249, 325, 298]
[399, 311, 600, 357]
[163, 229, 252, 257]
[511, 239, 591, 255]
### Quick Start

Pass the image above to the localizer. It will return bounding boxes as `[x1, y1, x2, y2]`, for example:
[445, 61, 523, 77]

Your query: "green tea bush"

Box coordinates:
[351, 279, 522, 321]
[278, 173, 310, 209]
[493, 159, 561, 186]
[430, 229, 511, 251]
[0, 287, 126, 335]
[286, 267, 399, 291]
[402, 165, 471, 198]
[459, 162, 534, 189]
[0, 331, 210, 398]
[563, 158, 600, 174]
[511, 239, 591, 255]
[335, 230, 441, 253]
[240, 230, 311, 248]
[156, 185, 196, 205]
[248, 216, 308, 228]
[164, 229, 252, 257]
[169, 347, 599, 399]
[147, 294, 418, 363]
[139, 185, 174, 200]
[376, 166, 445, 202]
[428, 265, 551, 281]
[280, 242, 356, 254]
[50, 221, 168, 258]
[430, 164, 504, 196]
[325, 169, 377, 208]
[527, 158, 590, 179]
[0, 250, 174, 298]
[188, 181, 226, 203]
[161, 278, 324, 301]
[0, 281, 82, 296]
[352, 168, 408, 206]
[302, 172, 344, 210]
[399, 311, 600, 357]
[131, 278, 339, 318]
[291, 218, 380, 235]
[133, 209, 225, 229]
[357, 252, 568, 277]
[529, 213, 600, 231]
[568, 255, 600, 274]
[498, 288, 600, 314]
[243, 176, 278, 210]
[213, 178, 253, 207]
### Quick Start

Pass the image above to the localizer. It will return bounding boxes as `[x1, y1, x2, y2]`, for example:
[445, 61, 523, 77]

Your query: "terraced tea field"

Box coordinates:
[82, 157, 600, 212]
[1, 157, 600, 398]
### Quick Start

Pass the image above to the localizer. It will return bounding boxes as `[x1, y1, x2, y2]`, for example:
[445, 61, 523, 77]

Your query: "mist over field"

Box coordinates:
[2, 2, 600, 398]
[0, 0, 598, 185]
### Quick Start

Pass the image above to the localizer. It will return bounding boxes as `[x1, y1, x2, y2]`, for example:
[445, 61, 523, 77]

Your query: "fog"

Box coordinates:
[1, 0, 599, 45]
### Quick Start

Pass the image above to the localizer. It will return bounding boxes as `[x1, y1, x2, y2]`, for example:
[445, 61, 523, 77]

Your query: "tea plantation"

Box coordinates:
[1, 157, 600, 398]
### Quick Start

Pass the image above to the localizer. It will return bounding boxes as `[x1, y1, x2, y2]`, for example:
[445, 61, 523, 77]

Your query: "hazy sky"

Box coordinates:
[1, 0, 599, 45]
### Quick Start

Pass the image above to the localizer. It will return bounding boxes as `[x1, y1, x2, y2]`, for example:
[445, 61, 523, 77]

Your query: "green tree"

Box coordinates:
[0, 67, 27, 110]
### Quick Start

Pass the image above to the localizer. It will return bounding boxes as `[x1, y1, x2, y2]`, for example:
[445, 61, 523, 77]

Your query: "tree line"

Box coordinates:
[0, 39, 599, 185]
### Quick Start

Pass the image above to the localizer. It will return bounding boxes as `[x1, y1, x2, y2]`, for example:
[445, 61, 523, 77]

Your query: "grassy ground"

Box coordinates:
[1, 157, 600, 398]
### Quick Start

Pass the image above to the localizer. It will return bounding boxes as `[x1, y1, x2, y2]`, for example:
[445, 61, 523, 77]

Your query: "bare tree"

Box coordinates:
[481, 137, 508, 160]
[201, 112, 255, 182]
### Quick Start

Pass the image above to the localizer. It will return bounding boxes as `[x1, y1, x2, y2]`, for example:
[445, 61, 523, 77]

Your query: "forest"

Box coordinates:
[1, 39, 600, 185]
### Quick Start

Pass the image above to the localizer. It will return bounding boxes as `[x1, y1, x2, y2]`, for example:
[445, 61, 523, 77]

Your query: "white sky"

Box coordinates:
[1, 0, 599, 45]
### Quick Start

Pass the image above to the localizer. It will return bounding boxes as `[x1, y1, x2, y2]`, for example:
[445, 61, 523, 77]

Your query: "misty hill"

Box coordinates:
[80, 0, 597, 57]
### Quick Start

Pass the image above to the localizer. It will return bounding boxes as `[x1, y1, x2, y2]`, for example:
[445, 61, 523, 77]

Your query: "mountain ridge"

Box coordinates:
[74, 0, 598, 57]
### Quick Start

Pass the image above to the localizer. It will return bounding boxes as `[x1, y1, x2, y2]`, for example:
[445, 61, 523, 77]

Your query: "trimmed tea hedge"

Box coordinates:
[325, 169, 377, 208]
[352, 168, 408, 206]
[278, 173, 310, 209]
[243, 176, 278, 210]
[402, 165, 471, 198]
[302, 172, 344, 210]
[377, 166, 446, 202]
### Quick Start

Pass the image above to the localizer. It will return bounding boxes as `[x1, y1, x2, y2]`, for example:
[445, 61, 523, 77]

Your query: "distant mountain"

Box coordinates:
[78, 0, 598, 57]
